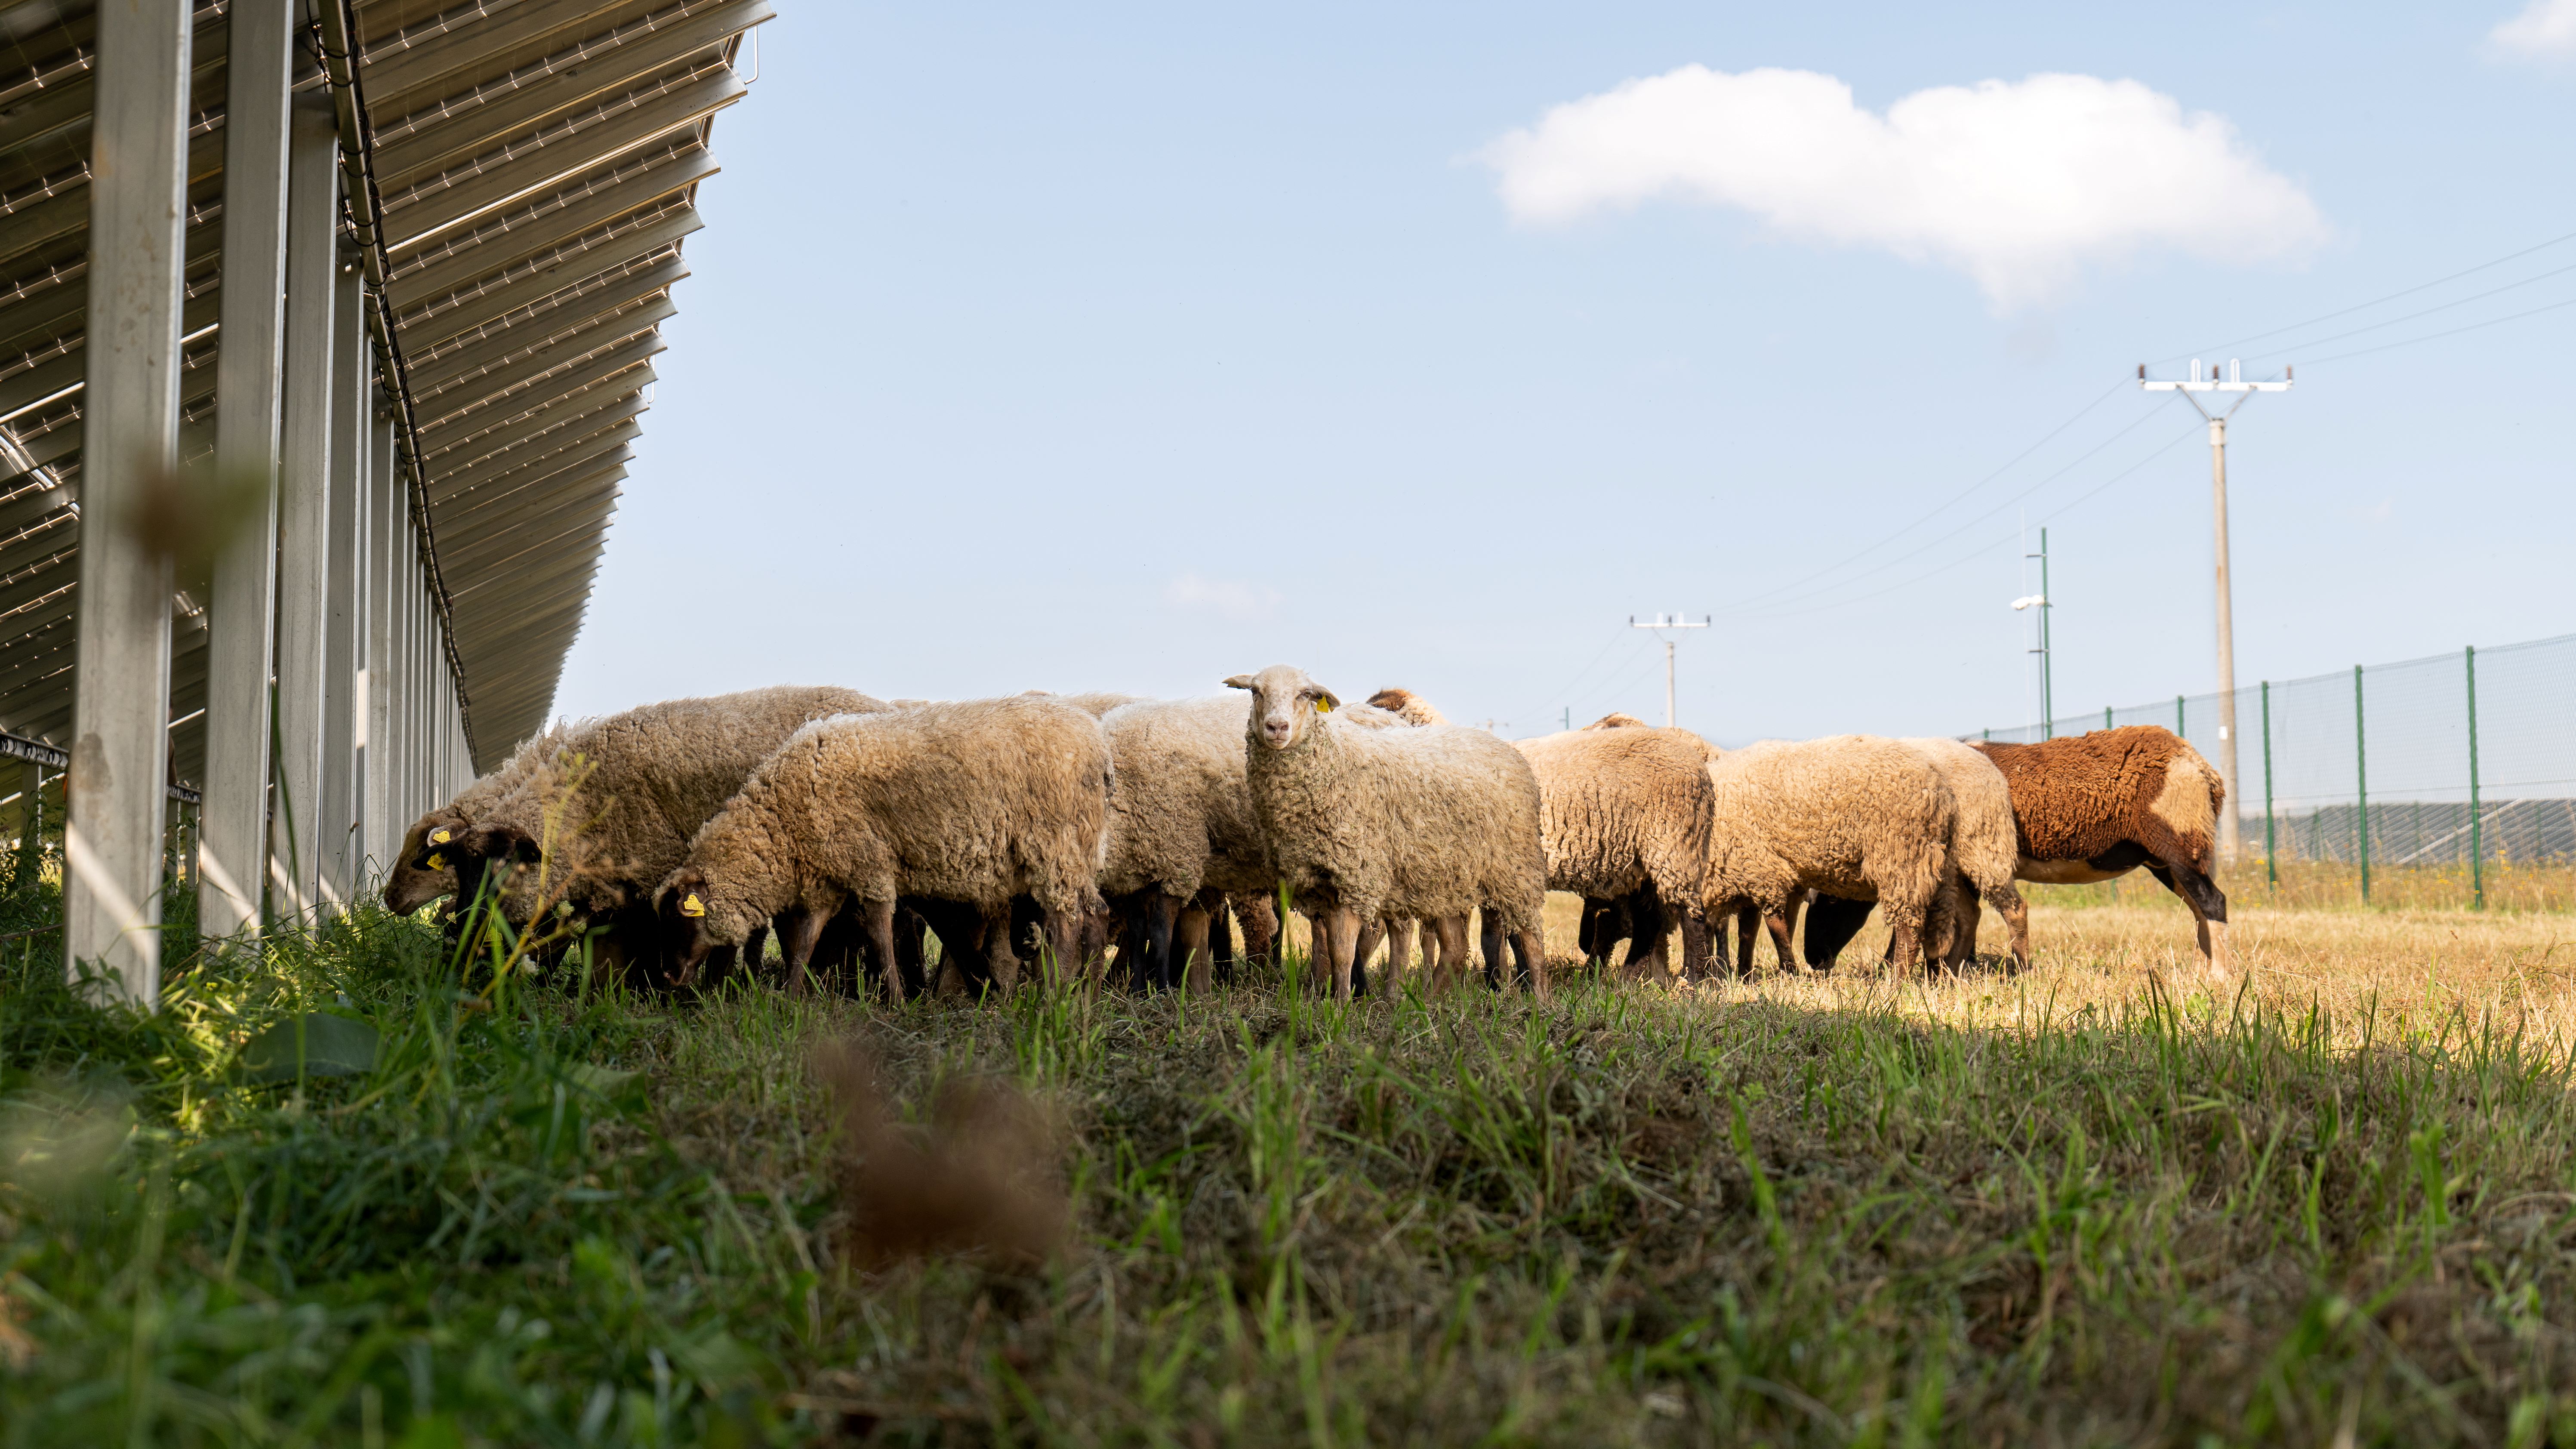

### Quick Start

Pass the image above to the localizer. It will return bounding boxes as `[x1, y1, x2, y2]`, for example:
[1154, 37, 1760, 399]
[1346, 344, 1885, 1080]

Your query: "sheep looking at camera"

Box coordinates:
[1229, 665, 1547, 1000]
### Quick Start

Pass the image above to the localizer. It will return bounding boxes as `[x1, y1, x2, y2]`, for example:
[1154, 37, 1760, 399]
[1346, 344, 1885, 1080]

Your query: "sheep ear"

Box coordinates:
[1312, 689, 1340, 713]
[1222, 675, 1256, 691]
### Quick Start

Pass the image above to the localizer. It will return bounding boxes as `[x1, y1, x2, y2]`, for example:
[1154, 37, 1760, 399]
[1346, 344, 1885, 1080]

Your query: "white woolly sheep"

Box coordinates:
[1094, 694, 1276, 991]
[1700, 736, 1954, 976]
[656, 696, 1114, 999]
[1515, 724, 1716, 981]
[463, 685, 891, 983]
[1228, 665, 1548, 1000]
[1793, 739, 2031, 973]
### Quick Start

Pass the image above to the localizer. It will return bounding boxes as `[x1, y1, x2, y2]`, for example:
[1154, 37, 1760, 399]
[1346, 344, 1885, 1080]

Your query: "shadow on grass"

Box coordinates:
[6, 832, 2576, 1446]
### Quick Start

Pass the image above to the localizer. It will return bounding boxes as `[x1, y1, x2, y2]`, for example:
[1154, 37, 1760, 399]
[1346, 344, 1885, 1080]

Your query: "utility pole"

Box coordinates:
[2141, 358, 2292, 860]
[2012, 529, 2052, 738]
[1629, 614, 1709, 728]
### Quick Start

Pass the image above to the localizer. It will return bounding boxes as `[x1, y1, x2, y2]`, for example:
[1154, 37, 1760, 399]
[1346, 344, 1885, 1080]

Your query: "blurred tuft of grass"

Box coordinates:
[6, 834, 2576, 1445]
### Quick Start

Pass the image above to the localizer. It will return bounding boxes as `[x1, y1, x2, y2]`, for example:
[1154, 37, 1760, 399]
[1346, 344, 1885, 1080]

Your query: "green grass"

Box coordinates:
[8, 839, 2576, 1445]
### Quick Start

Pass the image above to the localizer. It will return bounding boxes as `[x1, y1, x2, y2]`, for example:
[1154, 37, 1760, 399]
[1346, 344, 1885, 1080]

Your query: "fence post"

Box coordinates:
[2261, 680, 2275, 888]
[2467, 645, 2482, 911]
[2355, 664, 2370, 903]
[2176, 695, 2186, 735]
[2105, 706, 2113, 731]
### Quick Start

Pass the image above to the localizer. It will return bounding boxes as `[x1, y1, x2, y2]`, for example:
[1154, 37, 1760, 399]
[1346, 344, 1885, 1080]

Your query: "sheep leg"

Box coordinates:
[1174, 900, 1213, 993]
[1512, 926, 1548, 1002]
[1578, 897, 1614, 968]
[1350, 917, 1385, 1000]
[863, 897, 906, 1005]
[1207, 894, 1236, 984]
[1988, 885, 2031, 973]
[776, 904, 834, 998]
[1479, 912, 1509, 992]
[1435, 916, 1472, 990]
[1734, 903, 1761, 976]
[1622, 885, 1668, 981]
[1041, 902, 1085, 988]
[1679, 910, 1710, 983]
[1387, 919, 1418, 979]
[1141, 891, 1182, 992]
[1884, 904, 1926, 976]
[980, 905, 1023, 992]
[1321, 906, 1362, 1001]
[893, 905, 930, 997]
[744, 923, 770, 974]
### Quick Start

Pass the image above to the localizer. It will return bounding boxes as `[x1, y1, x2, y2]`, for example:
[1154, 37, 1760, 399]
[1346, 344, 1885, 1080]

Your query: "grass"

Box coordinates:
[9, 835, 2576, 1444]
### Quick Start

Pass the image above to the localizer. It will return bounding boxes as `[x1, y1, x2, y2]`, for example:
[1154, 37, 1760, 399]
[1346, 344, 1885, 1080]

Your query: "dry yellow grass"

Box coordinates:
[1522, 885, 2576, 1049]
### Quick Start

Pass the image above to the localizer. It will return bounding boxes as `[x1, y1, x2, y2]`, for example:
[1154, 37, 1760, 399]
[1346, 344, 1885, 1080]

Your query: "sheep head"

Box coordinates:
[655, 866, 730, 977]
[1224, 666, 1339, 751]
[382, 808, 469, 914]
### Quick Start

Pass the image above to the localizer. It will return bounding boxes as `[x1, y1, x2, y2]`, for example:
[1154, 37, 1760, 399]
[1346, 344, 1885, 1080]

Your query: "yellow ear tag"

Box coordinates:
[679, 893, 706, 918]
[1315, 697, 1333, 713]
[429, 828, 451, 845]
[424, 852, 445, 871]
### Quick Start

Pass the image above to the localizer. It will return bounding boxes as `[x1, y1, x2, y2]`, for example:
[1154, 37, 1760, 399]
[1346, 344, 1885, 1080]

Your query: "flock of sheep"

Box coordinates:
[379, 670, 2240, 1002]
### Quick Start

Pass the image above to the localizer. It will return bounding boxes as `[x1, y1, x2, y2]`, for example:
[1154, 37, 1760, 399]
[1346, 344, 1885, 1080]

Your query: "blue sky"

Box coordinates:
[554, 1, 2576, 745]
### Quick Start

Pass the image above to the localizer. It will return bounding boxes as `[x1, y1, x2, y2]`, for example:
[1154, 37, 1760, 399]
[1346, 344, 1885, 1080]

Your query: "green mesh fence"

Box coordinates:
[1974, 632, 2576, 902]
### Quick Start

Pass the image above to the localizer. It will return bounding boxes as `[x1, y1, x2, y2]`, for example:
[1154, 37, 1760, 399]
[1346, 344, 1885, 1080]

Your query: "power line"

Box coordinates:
[1733, 422, 2206, 621]
[2154, 222, 2576, 364]
[1712, 377, 2132, 613]
[2290, 290, 2576, 366]
[2240, 258, 2576, 361]
[1726, 401, 2170, 617]
[1517, 630, 1649, 726]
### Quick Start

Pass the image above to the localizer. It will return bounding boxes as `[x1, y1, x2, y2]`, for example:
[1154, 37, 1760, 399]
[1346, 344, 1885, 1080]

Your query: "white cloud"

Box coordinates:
[1164, 572, 1282, 623]
[1481, 67, 2327, 309]
[2491, 0, 2576, 55]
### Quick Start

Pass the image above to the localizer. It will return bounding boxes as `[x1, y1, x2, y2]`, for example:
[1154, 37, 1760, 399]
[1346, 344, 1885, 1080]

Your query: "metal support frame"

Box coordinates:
[2467, 645, 2483, 910]
[2260, 681, 2275, 888]
[273, 93, 341, 919]
[319, 257, 365, 901]
[200, 0, 296, 942]
[364, 403, 396, 870]
[65, 0, 195, 1002]
[2354, 664, 2370, 902]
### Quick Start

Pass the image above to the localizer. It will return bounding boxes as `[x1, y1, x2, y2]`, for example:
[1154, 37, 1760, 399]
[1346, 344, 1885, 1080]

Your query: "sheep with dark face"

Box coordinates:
[459, 685, 891, 986]
[1228, 665, 1547, 1000]
[382, 724, 563, 918]
[1970, 726, 2233, 977]
[655, 697, 1114, 999]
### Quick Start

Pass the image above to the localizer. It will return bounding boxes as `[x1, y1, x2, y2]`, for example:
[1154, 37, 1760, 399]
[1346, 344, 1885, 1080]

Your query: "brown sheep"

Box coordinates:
[1969, 726, 2233, 977]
